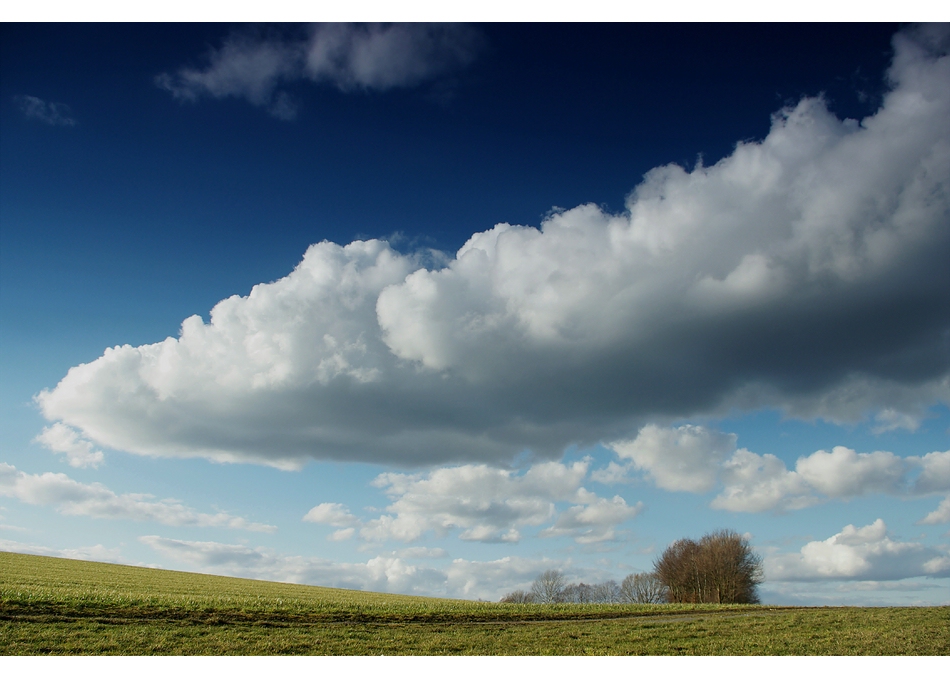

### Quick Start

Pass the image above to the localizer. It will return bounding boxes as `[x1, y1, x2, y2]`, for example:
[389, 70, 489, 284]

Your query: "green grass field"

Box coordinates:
[1, 550, 947, 655]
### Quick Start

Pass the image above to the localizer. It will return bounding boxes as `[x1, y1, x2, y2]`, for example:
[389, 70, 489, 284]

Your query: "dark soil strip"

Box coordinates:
[0, 605, 790, 628]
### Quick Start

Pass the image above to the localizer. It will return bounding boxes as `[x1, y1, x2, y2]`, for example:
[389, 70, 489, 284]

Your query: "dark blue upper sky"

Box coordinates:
[2, 24, 899, 347]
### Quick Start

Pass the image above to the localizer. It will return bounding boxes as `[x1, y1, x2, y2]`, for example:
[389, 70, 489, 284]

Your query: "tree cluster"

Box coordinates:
[653, 529, 763, 604]
[499, 569, 666, 604]
[499, 529, 762, 605]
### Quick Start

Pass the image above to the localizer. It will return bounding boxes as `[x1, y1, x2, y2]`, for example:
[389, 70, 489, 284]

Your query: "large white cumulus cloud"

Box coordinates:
[38, 26, 950, 468]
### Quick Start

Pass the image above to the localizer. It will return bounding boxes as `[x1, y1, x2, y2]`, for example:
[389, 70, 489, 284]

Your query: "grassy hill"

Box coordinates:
[1, 550, 947, 655]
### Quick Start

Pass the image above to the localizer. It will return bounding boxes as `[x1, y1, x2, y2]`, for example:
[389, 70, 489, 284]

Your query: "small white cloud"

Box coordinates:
[540, 492, 643, 544]
[13, 95, 77, 126]
[394, 547, 447, 559]
[872, 408, 922, 433]
[303, 23, 483, 92]
[303, 502, 359, 527]
[766, 519, 950, 581]
[329, 527, 355, 541]
[923, 555, 950, 574]
[919, 496, 950, 525]
[156, 32, 301, 110]
[0, 463, 275, 532]
[34, 423, 104, 468]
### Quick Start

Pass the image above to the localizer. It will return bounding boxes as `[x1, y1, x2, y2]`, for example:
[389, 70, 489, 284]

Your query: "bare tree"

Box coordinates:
[654, 529, 763, 604]
[559, 582, 594, 603]
[591, 579, 621, 603]
[697, 529, 764, 604]
[499, 589, 535, 603]
[654, 537, 703, 603]
[620, 572, 667, 604]
[531, 569, 566, 604]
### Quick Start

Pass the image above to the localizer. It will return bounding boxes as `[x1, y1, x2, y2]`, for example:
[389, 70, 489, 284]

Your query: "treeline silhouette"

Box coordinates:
[500, 529, 763, 604]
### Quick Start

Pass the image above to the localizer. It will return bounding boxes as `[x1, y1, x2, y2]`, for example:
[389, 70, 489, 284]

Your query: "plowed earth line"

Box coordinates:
[0, 608, 789, 627]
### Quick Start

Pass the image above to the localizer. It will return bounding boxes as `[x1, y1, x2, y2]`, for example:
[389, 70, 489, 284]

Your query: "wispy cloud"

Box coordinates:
[140, 534, 596, 600]
[0, 538, 130, 564]
[156, 23, 484, 120]
[13, 95, 77, 126]
[0, 507, 26, 532]
[0, 463, 275, 532]
[38, 25, 950, 469]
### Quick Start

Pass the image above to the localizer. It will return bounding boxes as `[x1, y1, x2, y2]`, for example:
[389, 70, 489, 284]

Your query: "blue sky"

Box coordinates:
[2, 21, 949, 605]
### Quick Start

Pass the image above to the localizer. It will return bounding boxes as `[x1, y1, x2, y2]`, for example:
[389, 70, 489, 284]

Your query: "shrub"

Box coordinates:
[499, 589, 535, 603]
